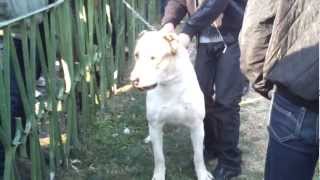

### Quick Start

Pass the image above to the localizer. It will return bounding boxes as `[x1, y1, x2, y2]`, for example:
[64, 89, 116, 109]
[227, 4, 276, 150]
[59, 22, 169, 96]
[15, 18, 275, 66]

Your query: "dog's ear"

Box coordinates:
[163, 33, 179, 56]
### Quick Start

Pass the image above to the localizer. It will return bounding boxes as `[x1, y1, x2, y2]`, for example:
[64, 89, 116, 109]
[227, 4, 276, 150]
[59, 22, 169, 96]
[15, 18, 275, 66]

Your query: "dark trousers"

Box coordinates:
[265, 92, 319, 180]
[0, 39, 26, 177]
[0, 69, 25, 178]
[0, 37, 42, 177]
[195, 42, 245, 171]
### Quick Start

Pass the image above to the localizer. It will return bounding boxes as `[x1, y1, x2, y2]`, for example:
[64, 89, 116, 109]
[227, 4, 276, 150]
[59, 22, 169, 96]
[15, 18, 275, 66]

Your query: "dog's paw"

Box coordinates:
[151, 173, 165, 180]
[144, 135, 151, 143]
[198, 170, 213, 180]
[206, 171, 213, 180]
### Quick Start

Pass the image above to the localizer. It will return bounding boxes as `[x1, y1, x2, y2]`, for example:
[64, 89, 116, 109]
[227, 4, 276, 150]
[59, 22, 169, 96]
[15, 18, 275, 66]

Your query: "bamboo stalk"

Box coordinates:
[0, 0, 161, 178]
[95, 0, 108, 110]
[127, 0, 136, 73]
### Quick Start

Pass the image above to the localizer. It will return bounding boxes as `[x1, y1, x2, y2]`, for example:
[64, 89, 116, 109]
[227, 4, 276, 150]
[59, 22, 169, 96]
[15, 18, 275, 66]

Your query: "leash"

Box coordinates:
[122, 0, 157, 31]
[216, 0, 245, 54]
[196, 0, 228, 54]
[213, 22, 228, 54]
[122, 0, 227, 55]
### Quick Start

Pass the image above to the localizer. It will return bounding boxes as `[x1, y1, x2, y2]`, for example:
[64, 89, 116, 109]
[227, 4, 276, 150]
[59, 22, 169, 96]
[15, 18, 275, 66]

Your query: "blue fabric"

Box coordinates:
[265, 92, 319, 180]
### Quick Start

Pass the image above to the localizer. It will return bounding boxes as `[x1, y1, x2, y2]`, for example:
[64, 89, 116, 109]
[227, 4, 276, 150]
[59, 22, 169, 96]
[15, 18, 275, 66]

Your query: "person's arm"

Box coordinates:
[239, 0, 277, 98]
[181, 0, 230, 38]
[161, 0, 188, 29]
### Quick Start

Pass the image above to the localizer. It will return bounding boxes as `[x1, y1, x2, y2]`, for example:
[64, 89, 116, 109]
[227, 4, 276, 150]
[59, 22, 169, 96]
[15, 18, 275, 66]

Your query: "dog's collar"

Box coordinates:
[137, 83, 158, 91]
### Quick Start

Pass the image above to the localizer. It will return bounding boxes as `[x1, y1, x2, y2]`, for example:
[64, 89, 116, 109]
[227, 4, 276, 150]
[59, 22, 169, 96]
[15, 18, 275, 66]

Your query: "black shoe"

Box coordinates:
[213, 165, 241, 180]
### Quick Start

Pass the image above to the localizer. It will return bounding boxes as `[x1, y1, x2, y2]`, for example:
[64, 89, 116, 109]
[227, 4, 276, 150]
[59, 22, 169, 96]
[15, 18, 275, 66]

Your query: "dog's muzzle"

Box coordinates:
[137, 83, 157, 91]
[131, 78, 158, 91]
[132, 82, 157, 91]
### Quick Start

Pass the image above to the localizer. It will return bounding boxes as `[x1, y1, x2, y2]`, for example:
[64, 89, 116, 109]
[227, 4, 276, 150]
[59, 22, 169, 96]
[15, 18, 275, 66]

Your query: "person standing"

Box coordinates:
[161, 0, 247, 179]
[239, 0, 319, 179]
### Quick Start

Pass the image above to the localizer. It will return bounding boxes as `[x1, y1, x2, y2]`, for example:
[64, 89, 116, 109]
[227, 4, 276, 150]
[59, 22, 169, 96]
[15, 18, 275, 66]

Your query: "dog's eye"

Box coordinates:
[150, 56, 156, 60]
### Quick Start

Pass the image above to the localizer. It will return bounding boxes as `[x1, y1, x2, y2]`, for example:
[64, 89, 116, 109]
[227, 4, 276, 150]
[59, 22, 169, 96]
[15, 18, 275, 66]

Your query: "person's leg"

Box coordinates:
[265, 138, 318, 180]
[194, 43, 219, 157]
[213, 42, 245, 176]
[265, 93, 318, 180]
[0, 38, 25, 179]
[11, 39, 25, 134]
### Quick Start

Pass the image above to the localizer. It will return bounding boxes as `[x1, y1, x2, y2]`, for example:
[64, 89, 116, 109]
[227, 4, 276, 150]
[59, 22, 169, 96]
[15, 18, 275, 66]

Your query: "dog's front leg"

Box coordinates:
[149, 123, 165, 180]
[190, 123, 213, 180]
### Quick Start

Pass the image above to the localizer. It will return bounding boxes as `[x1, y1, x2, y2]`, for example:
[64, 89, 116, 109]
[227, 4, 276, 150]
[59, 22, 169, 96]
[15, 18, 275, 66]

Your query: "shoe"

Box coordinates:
[213, 165, 241, 180]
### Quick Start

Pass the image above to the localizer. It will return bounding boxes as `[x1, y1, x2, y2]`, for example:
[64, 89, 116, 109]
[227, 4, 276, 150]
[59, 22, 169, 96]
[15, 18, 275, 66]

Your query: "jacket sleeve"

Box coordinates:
[161, 0, 188, 27]
[182, 0, 230, 37]
[239, 0, 277, 98]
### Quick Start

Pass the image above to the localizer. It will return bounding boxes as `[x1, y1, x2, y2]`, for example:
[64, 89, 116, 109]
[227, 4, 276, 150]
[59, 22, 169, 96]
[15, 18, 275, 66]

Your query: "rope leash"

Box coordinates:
[122, 0, 157, 31]
[213, 22, 228, 54]
[122, 0, 228, 55]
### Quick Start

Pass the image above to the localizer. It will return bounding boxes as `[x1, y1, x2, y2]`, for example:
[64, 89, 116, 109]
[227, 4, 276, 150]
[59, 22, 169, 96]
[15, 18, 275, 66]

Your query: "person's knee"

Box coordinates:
[215, 97, 241, 112]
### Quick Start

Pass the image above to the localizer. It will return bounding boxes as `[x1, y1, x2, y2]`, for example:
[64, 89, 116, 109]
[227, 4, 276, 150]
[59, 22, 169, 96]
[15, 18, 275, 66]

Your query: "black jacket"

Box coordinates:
[161, 0, 246, 39]
[182, 0, 246, 38]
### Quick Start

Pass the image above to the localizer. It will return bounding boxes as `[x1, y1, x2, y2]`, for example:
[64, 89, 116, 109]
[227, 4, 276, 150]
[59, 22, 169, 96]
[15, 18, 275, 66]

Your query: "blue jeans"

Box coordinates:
[265, 93, 319, 180]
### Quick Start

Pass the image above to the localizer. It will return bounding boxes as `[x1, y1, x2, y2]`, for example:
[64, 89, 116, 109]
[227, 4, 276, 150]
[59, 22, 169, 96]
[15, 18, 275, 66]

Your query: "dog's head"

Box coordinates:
[130, 31, 181, 91]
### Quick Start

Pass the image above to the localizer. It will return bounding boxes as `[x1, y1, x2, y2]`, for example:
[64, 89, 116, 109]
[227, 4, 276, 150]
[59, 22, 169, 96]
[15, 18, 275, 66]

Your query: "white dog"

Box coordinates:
[130, 31, 212, 180]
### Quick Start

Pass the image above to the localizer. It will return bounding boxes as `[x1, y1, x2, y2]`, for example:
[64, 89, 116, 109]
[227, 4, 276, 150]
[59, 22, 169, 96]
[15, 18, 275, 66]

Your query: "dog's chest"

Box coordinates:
[148, 103, 192, 125]
[146, 90, 202, 125]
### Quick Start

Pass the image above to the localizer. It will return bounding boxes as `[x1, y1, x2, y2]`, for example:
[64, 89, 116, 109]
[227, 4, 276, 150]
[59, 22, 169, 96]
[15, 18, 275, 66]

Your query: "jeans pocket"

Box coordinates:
[268, 97, 304, 143]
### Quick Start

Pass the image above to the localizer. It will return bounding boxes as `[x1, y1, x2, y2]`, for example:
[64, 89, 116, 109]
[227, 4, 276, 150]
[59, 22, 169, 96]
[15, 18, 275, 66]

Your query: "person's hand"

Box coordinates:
[178, 33, 191, 48]
[160, 23, 175, 33]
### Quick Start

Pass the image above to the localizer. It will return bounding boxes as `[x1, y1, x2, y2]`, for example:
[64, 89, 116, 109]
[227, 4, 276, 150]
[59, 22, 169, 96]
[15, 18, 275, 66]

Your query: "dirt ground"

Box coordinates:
[58, 88, 319, 180]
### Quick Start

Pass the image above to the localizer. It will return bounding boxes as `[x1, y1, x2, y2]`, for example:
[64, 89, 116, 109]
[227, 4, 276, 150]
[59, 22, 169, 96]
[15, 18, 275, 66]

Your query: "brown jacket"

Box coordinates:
[239, 0, 319, 100]
[161, 0, 195, 27]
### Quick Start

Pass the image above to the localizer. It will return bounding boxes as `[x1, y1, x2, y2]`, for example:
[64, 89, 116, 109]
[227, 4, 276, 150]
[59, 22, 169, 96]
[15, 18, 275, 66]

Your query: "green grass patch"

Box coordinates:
[59, 91, 318, 180]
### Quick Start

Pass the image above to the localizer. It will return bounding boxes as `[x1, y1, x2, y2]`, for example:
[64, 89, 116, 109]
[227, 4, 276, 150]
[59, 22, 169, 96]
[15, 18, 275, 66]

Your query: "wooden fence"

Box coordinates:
[0, 0, 160, 179]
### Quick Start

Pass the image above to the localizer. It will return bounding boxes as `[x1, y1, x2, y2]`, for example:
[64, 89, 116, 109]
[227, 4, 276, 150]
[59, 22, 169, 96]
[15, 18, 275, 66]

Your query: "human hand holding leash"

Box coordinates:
[160, 23, 190, 48]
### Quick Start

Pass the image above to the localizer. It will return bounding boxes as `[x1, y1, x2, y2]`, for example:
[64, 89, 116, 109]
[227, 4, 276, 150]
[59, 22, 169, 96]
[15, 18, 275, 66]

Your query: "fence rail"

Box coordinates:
[0, 0, 160, 179]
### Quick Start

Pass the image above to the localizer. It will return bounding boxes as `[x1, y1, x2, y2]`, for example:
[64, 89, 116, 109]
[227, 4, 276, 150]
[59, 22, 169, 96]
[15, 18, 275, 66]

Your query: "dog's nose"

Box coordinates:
[132, 78, 140, 87]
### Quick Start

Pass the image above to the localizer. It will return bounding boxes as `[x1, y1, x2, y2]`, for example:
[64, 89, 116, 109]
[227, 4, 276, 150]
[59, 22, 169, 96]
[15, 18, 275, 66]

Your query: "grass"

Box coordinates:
[58, 90, 319, 180]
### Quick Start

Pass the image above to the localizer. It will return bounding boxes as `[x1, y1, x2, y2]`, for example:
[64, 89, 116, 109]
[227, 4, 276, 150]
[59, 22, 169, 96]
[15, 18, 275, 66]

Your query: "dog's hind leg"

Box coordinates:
[149, 124, 165, 180]
[144, 124, 151, 143]
[190, 122, 213, 180]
